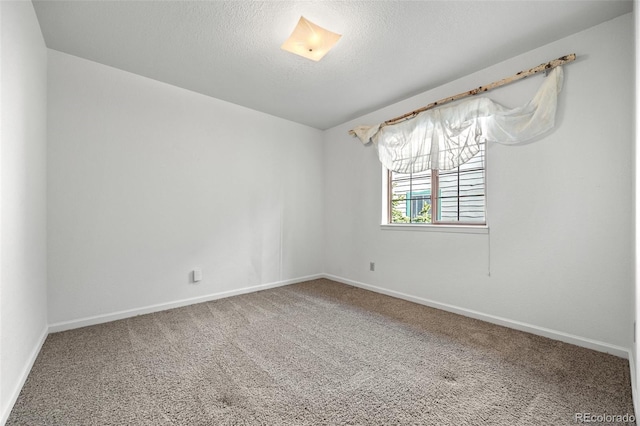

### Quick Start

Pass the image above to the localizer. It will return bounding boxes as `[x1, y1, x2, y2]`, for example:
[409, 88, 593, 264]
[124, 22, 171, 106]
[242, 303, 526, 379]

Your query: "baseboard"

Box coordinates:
[628, 350, 639, 418]
[48, 273, 324, 333]
[1, 324, 48, 426]
[323, 273, 630, 359]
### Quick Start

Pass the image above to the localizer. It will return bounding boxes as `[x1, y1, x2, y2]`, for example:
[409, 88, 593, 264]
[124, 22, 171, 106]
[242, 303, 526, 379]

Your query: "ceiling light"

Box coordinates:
[281, 16, 341, 62]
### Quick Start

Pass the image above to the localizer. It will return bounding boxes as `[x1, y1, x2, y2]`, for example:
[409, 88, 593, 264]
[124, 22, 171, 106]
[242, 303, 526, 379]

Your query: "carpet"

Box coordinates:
[7, 279, 635, 425]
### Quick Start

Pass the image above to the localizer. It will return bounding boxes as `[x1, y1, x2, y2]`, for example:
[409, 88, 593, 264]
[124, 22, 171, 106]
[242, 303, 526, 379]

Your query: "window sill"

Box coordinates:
[380, 224, 489, 234]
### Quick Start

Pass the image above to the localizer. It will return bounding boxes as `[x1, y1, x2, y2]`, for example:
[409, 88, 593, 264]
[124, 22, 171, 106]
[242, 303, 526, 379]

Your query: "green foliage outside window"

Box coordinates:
[391, 194, 431, 223]
[412, 202, 432, 223]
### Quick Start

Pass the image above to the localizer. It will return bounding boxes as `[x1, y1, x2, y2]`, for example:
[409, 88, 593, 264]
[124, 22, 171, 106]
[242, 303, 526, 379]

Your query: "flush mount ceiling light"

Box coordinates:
[281, 16, 341, 62]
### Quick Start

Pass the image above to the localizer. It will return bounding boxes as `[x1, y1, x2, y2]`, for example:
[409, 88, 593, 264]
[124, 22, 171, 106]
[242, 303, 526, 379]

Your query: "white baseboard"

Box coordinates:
[1, 324, 48, 426]
[48, 274, 324, 333]
[629, 350, 639, 419]
[323, 273, 630, 359]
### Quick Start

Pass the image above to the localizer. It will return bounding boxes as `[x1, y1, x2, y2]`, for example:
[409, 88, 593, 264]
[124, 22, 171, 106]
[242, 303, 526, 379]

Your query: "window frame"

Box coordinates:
[384, 148, 488, 228]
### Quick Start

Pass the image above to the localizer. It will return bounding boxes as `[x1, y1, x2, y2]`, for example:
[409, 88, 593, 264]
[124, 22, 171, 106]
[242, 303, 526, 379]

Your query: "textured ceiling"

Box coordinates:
[32, 1, 633, 130]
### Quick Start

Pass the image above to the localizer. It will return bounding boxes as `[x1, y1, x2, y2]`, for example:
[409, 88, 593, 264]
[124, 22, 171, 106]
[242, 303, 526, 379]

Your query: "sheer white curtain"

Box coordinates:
[352, 67, 564, 173]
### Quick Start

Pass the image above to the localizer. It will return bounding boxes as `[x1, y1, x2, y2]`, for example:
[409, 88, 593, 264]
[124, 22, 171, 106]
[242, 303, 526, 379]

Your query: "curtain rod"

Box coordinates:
[348, 53, 576, 136]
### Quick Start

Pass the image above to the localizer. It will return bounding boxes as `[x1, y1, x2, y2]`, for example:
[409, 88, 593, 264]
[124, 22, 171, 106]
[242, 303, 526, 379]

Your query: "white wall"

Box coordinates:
[47, 50, 324, 325]
[0, 1, 48, 423]
[633, 0, 639, 413]
[324, 14, 634, 352]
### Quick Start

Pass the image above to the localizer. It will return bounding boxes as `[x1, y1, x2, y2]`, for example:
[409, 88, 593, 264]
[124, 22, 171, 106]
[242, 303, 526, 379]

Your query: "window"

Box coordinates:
[388, 143, 486, 225]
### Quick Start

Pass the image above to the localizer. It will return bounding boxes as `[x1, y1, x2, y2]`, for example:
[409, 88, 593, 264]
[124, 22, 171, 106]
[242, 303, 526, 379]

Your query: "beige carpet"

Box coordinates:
[7, 279, 635, 425]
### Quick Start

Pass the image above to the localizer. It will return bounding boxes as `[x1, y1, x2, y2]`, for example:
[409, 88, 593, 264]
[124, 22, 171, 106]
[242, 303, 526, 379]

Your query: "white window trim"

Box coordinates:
[380, 223, 489, 234]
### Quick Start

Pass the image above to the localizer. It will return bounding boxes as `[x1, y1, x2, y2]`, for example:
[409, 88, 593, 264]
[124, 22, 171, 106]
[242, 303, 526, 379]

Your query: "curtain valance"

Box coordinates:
[352, 66, 564, 173]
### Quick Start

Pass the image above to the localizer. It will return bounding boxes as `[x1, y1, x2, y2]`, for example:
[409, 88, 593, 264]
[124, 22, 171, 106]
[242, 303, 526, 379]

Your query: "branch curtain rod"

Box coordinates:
[347, 53, 576, 136]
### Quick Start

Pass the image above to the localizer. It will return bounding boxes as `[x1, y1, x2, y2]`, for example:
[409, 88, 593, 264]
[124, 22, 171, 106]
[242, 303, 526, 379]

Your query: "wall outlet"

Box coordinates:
[192, 268, 202, 283]
[369, 262, 375, 272]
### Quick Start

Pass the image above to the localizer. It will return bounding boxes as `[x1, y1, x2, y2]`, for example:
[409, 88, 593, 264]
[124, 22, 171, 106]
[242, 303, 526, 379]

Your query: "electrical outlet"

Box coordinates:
[370, 262, 375, 272]
[193, 268, 202, 283]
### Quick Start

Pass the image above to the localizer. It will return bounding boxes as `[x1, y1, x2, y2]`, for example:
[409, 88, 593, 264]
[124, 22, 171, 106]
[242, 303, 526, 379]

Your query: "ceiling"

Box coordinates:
[32, 1, 633, 130]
